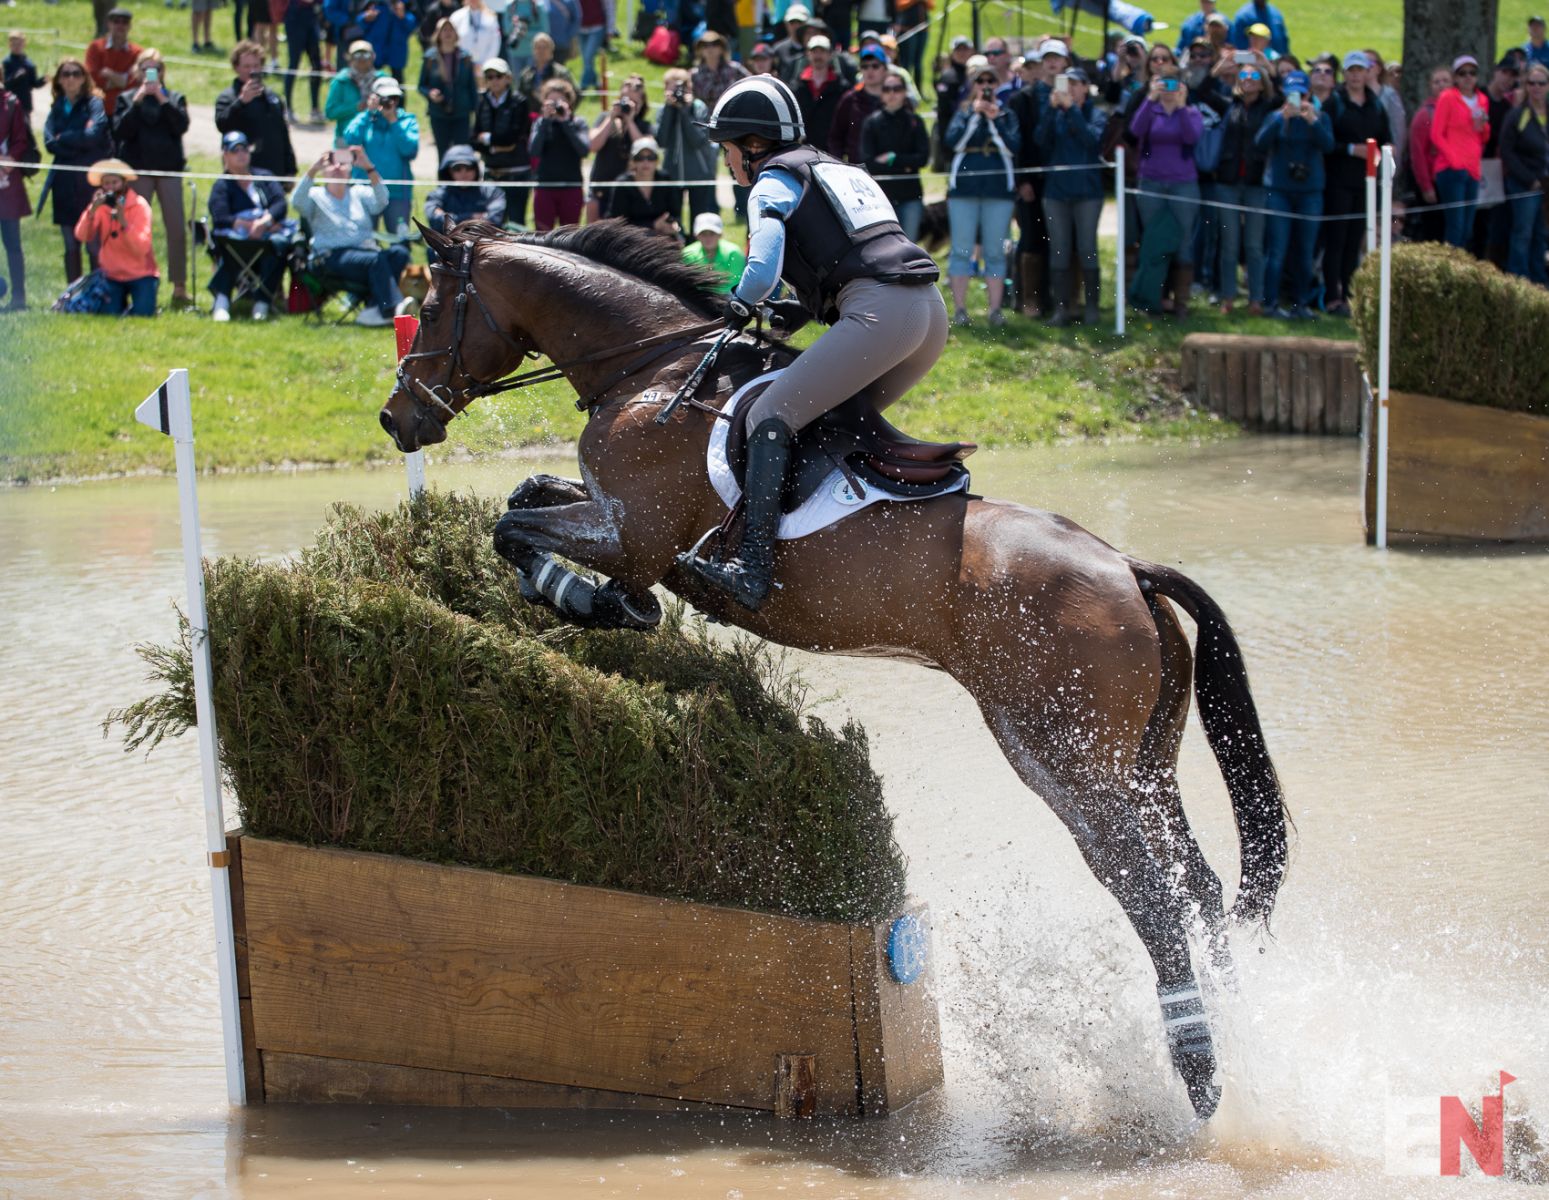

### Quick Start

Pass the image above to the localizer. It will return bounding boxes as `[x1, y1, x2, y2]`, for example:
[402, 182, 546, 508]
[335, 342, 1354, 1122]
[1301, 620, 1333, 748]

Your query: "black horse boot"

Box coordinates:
[680, 417, 793, 611]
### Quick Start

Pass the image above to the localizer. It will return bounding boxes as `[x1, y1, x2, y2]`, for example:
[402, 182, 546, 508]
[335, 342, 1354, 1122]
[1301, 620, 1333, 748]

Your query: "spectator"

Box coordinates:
[291, 145, 411, 325]
[1257, 70, 1333, 318]
[424, 143, 507, 244]
[894, 0, 929, 85]
[692, 31, 748, 107]
[859, 66, 928, 239]
[1366, 49, 1407, 166]
[1432, 55, 1490, 248]
[43, 59, 113, 283]
[586, 72, 651, 223]
[747, 43, 776, 77]
[502, 0, 549, 78]
[1175, 0, 1218, 56]
[772, 4, 812, 85]
[74, 158, 158, 315]
[360, 0, 417, 85]
[1485, 57, 1521, 159]
[818, 0, 854, 58]
[216, 40, 297, 177]
[1528, 16, 1549, 72]
[982, 36, 1020, 100]
[793, 34, 845, 152]
[545, 0, 581, 67]
[0, 76, 31, 310]
[1406, 63, 1453, 241]
[321, 0, 362, 68]
[326, 42, 386, 143]
[681, 211, 743, 291]
[1212, 61, 1274, 313]
[1006, 45, 1052, 318]
[603, 136, 682, 237]
[1306, 54, 1337, 104]
[4, 32, 45, 120]
[343, 75, 420, 230]
[111, 49, 191, 309]
[657, 68, 716, 225]
[1500, 62, 1549, 283]
[1228, 0, 1288, 58]
[473, 57, 533, 226]
[933, 35, 974, 170]
[528, 77, 588, 230]
[1320, 51, 1390, 315]
[282, 0, 325, 123]
[207, 130, 291, 320]
[829, 44, 887, 161]
[451, 0, 504, 78]
[574, 0, 608, 94]
[86, 7, 141, 115]
[1035, 67, 1104, 326]
[1130, 65, 1204, 314]
[419, 19, 478, 154]
[945, 58, 1019, 325]
[516, 34, 574, 115]
[418, 0, 462, 49]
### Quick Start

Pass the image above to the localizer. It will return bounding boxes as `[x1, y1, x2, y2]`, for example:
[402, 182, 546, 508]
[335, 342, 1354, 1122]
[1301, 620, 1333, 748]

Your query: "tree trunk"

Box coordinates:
[1402, 0, 1500, 115]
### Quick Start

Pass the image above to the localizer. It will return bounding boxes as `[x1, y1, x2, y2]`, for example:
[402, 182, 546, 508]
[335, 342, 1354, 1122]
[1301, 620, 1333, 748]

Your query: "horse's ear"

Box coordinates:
[417, 219, 450, 255]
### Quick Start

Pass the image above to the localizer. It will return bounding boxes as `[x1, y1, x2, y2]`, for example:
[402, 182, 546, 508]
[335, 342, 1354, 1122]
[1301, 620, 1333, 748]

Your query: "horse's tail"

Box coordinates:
[1126, 557, 1290, 929]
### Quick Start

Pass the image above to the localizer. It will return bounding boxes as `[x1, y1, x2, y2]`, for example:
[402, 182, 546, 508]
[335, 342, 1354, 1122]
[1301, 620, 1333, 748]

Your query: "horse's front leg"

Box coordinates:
[493, 499, 662, 632]
[506, 473, 588, 512]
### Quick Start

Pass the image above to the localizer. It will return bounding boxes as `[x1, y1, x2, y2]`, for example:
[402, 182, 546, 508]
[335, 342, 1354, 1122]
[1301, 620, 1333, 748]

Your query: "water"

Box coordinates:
[3, 438, 1546, 1197]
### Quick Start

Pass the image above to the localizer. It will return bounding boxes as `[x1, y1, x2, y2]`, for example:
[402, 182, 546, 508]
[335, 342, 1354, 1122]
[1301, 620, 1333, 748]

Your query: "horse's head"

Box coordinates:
[380, 224, 535, 453]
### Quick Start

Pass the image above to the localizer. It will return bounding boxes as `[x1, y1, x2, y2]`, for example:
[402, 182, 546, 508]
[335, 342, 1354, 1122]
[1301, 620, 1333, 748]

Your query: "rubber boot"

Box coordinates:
[1047, 268, 1072, 327]
[1170, 263, 1194, 318]
[1082, 269, 1101, 324]
[1018, 252, 1044, 318]
[678, 417, 793, 611]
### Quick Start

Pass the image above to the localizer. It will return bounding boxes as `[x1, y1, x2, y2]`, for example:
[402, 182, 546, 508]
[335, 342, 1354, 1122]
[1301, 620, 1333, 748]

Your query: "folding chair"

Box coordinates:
[295, 218, 373, 325]
[193, 218, 295, 315]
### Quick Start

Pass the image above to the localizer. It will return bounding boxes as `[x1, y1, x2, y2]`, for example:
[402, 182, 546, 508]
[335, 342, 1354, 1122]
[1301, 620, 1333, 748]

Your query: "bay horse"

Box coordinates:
[381, 220, 1289, 1120]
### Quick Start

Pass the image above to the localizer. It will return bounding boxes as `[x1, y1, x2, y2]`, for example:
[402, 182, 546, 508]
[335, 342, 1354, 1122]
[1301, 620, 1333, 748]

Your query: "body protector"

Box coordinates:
[758, 144, 939, 323]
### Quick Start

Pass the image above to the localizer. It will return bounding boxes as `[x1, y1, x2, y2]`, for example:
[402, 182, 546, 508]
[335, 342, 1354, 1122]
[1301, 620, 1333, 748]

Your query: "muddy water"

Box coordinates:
[2, 439, 1546, 1198]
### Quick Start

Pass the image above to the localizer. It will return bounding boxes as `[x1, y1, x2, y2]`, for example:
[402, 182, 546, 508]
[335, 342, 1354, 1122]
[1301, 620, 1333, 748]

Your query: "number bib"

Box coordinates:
[809, 160, 898, 236]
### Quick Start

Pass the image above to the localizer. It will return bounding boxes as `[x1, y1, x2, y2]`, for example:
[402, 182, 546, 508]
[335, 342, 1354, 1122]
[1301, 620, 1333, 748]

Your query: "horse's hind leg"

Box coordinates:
[1136, 595, 1230, 972]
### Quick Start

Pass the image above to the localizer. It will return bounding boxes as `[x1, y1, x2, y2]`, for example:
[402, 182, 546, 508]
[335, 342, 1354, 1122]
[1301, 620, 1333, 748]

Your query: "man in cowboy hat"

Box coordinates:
[74, 158, 160, 315]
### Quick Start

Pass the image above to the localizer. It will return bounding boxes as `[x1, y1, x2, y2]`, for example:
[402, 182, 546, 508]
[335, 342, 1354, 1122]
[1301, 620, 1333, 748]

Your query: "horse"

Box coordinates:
[381, 219, 1290, 1120]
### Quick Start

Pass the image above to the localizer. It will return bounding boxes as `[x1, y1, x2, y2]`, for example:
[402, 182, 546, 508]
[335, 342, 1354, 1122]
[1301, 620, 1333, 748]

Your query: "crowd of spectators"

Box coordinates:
[0, 0, 1546, 322]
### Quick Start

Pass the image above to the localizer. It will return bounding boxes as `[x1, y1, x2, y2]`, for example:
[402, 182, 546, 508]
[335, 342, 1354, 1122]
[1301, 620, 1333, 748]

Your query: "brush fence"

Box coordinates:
[227, 834, 942, 1116]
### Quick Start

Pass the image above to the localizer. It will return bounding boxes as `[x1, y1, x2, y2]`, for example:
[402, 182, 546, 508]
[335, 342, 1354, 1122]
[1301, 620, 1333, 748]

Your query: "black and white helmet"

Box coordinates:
[700, 76, 805, 145]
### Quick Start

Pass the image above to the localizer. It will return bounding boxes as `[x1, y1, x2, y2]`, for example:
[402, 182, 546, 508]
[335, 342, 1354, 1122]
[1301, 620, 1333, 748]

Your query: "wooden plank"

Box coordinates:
[1258, 349, 1277, 430]
[1290, 352, 1310, 431]
[226, 831, 264, 1105]
[852, 904, 944, 1115]
[1206, 349, 1227, 416]
[774, 1054, 818, 1119]
[261, 1051, 726, 1110]
[1305, 350, 1326, 434]
[1339, 354, 1362, 436]
[1275, 349, 1293, 431]
[1223, 349, 1246, 422]
[240, 838, 865, 1115]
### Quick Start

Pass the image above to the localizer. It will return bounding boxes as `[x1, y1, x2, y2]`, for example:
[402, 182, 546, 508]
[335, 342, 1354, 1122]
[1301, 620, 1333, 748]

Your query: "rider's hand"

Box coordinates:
[721, 296, 753, 330]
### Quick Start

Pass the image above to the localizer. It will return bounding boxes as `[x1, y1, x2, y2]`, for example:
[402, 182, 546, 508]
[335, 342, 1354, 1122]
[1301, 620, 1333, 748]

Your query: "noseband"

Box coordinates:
[395, 237, 727, 424]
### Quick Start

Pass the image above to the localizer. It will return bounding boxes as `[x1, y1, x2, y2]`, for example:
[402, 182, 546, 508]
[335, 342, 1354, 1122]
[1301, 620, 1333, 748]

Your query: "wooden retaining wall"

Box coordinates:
[1180, 334, 1363, 435]
[228, 833, 943, 1116]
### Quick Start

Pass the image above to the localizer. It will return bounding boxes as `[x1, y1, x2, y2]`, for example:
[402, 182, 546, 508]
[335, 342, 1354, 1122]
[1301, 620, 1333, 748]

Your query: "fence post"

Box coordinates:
[1365, 138, 1379, 254]
[395, 314, 426, 497]
[1375, 145, 1394, 550]
[1113, 147, 1126, 336]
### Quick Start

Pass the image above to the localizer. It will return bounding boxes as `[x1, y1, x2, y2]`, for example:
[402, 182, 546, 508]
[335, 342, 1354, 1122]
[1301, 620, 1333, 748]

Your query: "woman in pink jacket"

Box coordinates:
[1430, 54, 1491, 247]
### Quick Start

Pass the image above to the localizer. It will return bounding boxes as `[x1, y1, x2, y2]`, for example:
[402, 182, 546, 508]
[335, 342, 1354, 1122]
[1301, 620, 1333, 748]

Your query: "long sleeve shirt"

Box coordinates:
[291, 175, 388, 253]
[1431, 87, 1490, 179]
[1408, 100, 1440, 195]
[733, 166, 803, 305]
[74, 188, 158, 280]
[342, 108, 420, 201]
[527, 113, 589, 185]
[1129, 98, 1203, 183]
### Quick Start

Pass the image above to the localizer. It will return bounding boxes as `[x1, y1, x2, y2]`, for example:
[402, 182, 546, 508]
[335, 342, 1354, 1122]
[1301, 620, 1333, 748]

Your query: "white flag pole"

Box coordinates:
[1114, 147, 1126, 336]
[134, 369, 246, 1105]
[395, 315, 426, 498]
[1375, 147, 1394, 551]
[1364, 138, 1378, 255]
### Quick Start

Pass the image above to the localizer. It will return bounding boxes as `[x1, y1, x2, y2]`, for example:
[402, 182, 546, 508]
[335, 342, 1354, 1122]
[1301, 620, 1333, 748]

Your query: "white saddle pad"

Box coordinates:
[705, 368, 969, 541]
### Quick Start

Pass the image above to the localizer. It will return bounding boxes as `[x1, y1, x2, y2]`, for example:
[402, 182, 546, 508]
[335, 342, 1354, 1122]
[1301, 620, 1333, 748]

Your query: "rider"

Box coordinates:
[677, 75, 948, 612]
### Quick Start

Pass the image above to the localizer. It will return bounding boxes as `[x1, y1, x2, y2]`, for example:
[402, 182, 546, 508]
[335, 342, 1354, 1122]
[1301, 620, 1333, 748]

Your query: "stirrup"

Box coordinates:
[676, 544, 776, 612]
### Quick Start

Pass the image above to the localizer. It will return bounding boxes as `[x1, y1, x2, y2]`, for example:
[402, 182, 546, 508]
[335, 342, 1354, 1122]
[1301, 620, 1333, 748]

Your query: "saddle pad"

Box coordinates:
[706, 369, 969, 541]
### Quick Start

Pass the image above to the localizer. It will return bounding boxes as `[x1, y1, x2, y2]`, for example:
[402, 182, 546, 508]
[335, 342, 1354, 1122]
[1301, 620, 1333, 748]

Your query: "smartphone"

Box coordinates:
[980, 85, 994, 101]
[1288, 90, 1303, 109]
[144, 66, 159, 84]
[1234, 50, 1253, 65]
[1161, 77, 1180, 92]
[1054, 74, 1069, 94]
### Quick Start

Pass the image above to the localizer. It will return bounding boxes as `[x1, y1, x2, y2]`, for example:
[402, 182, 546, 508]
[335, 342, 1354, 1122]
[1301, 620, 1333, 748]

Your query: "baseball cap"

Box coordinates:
[1205, 11, 1228, 25]
[858, 29, 883, 44]
[220, 130, 251, 151]
[348, 39, 374, 57]
[1342, 50, 1370, 69]
[1247, 22, 1271, 37]
[785, 3, 811, 21]
[951, 35, 973, 50]
[1282, 69, 1309, 92]
[629, 135, 661, 158]
[1452, 54, 1478, 71]
[858, 44, 887, 62]
[1530, 14, 1546, 24]
[749, 42, 772, 57]
[481, 56, 511, 75]
[1063, 66, 1089, 83]
[106, 5, 132, 18]
[965, 53, 989, 76]
[372, 76, 404, 98]
[805, 33, 831, 50]
[1041, 39, 1069, 59]
[693, 212, 724, 236]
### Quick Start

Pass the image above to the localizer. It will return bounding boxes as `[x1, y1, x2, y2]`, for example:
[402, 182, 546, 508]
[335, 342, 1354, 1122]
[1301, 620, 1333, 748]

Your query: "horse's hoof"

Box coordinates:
[1174, 1049, 1221, 1120]
[593, 580, 661, 631]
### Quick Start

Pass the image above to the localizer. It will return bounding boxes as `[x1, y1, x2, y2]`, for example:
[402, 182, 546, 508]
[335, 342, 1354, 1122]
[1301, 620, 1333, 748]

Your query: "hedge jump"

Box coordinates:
[1180, 334, 1363, 435]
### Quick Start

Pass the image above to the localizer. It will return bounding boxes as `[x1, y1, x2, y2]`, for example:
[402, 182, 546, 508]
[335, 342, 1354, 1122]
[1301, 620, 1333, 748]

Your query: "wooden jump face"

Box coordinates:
[229, 834, 943, 1116]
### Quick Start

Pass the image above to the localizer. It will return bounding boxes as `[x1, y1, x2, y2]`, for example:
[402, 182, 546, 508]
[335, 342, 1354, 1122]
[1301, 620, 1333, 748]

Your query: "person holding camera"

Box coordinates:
[945, 56, 1021, 325]
[215, 39, 297, 178]
[73, 158, 159, 315]
[1211, 61, 1275, 314]
[657, 68, 717, 226]
[1129, 63, 1203, 314]
[419, 18, 479, 154]
[111, 49, 192, 309]
[586, 72, 652, 223]
[291, 144, 413, 325]
[343, 75, 420, 230]
[473, 58, 533, 226]
[1255, 69, 1333, 318]
[527, 77, 589, 230]
[1035, 67, 1105, 326]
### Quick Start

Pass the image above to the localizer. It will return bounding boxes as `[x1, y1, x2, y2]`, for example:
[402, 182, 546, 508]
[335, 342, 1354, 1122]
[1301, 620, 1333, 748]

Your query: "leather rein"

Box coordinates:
[394, 237, 729, 424]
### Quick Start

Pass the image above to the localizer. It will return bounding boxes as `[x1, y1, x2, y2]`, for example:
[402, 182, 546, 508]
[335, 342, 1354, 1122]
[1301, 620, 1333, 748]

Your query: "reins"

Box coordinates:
[395, 237, 735, 422]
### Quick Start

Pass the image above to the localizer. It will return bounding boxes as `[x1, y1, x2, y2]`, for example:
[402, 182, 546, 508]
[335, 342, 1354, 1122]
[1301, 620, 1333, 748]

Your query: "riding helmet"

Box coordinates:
[699, 76, 806, 145]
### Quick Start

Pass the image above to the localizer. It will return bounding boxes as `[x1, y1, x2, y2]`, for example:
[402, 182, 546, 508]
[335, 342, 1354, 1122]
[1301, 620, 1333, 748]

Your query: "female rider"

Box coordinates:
[677, 75, 946, 612]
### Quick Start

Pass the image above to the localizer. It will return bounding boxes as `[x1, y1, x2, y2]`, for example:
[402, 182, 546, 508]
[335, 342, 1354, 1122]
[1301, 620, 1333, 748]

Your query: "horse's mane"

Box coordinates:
[449, 219, 726, 318]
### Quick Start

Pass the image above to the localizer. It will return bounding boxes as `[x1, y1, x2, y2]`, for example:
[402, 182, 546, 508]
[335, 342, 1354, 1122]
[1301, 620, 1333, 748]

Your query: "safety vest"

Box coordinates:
[759, 144, 939, 321]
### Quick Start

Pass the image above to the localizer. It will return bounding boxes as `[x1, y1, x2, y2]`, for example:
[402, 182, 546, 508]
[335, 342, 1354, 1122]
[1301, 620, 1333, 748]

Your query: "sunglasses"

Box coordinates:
[1311, 65, 1333, 74]
[483, 70, 506, 78]
[1239, 70, 1261, 80]
[880, 82, 906, 92]
[59, 68, 85, 77]
[1457, 67, 1478, 76]
[633, 152, 658, 161]
[985, 48, 1007, 56]
[1527, 77, 1549, 85]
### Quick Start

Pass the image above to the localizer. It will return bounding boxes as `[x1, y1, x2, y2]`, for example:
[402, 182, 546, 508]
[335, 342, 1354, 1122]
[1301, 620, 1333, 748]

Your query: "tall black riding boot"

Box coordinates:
[679, 417, 793, 611]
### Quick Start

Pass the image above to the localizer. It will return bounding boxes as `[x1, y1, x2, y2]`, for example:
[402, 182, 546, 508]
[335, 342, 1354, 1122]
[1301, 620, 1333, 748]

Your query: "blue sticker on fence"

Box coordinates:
[887, 914, 926, 984]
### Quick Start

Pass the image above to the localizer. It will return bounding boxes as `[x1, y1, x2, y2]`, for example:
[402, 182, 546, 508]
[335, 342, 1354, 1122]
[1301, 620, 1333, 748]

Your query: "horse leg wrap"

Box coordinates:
[520, 555, 660, 631]
[1158, 980, 1221, 1119]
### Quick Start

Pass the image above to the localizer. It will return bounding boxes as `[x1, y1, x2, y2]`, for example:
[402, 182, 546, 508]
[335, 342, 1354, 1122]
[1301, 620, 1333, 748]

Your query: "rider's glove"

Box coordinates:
[765, 298, 812, 336]
[721, 295, 754, 331]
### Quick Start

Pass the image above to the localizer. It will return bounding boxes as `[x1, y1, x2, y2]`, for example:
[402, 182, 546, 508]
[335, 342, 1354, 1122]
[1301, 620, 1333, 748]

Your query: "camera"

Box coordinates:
[1234, 50, 1253, 65]
[671, 84, 688, 102]
[980, 84, 994, 101]
[1288, 160, 1310, 182]
[1160, 77, 1180, 92]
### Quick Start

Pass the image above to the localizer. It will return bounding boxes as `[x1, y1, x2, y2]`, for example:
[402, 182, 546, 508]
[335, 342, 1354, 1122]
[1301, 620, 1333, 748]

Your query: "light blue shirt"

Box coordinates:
[291, 176, 389, 254]
[732, 166, 803, 306]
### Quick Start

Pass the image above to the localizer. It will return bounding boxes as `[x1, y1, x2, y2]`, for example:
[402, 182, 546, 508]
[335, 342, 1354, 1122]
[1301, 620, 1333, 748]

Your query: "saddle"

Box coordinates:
[724, 387, 978, 515]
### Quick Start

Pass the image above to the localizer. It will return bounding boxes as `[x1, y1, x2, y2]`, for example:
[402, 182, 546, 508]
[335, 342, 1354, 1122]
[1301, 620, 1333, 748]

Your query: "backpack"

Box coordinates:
[644, 23, 680, 65]
[1193, 104, 1225, 174]
[53, 270, 116, 315]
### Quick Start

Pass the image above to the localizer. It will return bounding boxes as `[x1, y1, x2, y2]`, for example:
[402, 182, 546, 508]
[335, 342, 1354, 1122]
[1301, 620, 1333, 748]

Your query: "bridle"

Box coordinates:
[394, 237, 727, 424]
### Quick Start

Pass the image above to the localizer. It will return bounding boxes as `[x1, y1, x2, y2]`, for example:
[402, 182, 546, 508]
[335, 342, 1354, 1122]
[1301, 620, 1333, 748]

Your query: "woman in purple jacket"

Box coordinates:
[1129, 64, 1203, 310]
